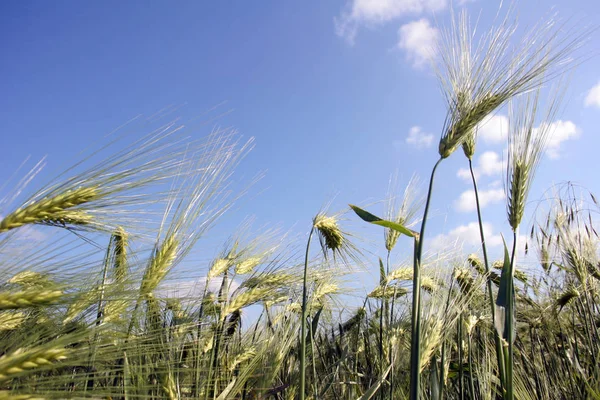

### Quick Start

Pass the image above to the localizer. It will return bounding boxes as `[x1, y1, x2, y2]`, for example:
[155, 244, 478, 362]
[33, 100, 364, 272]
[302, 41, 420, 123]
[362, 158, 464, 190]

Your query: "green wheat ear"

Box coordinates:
[0, 289, 63, 310]
[0, 186, 99, 233]
[313, 214, 344, 254]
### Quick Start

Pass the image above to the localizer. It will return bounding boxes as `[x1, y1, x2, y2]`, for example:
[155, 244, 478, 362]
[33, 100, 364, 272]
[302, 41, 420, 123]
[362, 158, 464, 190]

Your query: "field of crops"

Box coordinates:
[1, 6, 598, 400]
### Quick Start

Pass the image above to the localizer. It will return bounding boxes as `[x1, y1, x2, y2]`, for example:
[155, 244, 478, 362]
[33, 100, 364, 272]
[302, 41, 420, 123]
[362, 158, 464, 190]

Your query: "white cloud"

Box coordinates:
[477, 114, 508, 144]
[397, 19, 440, 68]
[456, 168, 472, 181]
[430, 221, 503, 252]
[457, 150, 505, 181]
[544, 120, 580, 159]
[584, 81, 600, 108]
[454, 188, 505, 213]
[405, 126, 434, 148]
[479, 151, 505, 175]
[335, 0, 446, 43]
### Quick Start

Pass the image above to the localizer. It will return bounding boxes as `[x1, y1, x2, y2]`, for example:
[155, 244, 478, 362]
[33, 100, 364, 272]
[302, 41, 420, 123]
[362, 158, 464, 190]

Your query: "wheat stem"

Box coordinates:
[299, 226, 315, 400]
[469, 159, 507, 389]
[410, 157, 442, 400]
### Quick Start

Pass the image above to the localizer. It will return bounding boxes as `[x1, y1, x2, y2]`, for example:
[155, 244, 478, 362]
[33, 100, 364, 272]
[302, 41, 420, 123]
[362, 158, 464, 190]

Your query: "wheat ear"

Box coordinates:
[0, 312, 25, 331]
[140, 235, 179, 296]
[0, 347, 68, 381]
[0, 186, 99, 233]
[223, 287, 269, 316]
[0, 290, 62, 310]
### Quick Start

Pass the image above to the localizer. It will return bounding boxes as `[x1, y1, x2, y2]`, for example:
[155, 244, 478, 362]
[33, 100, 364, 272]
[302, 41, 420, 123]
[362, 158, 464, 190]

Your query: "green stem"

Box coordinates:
[410, 156, 443, 400]
[194, 283, 210, 397]
[387, 250, 395, 399]
[310, 314, 319, 398]
[469, 159, 506, 390]
[300, 226, 315, 400]
[458, 314, 464, 400]
[506, 230, 518, 400]
[468, 333, 476, 400]
[439, 277, 456, 400]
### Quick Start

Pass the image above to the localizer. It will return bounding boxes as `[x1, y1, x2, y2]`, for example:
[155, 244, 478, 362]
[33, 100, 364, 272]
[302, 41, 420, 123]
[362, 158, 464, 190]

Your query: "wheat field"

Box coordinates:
[1, 7, 598, 400]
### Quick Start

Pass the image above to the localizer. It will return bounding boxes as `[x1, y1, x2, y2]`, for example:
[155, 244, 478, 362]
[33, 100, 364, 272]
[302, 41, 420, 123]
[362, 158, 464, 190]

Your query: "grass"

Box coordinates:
[0, 5, 597, 400]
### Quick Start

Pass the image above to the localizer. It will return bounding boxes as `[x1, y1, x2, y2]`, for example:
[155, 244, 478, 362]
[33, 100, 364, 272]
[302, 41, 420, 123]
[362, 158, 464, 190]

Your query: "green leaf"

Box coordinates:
[216, 377, 237, 400]
[349, 204, 416, 238]
[430, 354, 441, 400]
[356, 362, 393, 400]
[495, 235, 515, 343]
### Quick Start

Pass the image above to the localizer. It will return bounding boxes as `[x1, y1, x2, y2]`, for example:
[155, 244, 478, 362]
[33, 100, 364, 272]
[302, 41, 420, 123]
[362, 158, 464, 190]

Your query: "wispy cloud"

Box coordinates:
[404, 126, 434, 148]
[430, 221, 503, 252]
[397, 19, 439, 68]
[457, 150, 506, 181]
[454, 187, 505, 213]
[544, 120, 580, 159]
[477, 114, 508, 144]
[584, 81, 600, 108]
[334, 0, 446, 44]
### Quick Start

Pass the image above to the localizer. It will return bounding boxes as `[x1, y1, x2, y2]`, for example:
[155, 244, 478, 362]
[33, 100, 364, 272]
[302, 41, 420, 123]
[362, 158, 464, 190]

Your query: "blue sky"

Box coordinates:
[2, 0, 600, 285]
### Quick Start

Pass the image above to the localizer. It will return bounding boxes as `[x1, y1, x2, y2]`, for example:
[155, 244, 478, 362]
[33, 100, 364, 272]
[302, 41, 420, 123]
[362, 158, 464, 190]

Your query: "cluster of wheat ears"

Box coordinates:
[1, 6, 598, 400]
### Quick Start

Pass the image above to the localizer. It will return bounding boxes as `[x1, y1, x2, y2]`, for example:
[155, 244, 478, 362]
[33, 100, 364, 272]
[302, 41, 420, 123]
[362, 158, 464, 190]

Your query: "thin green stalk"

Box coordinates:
[469, 159, 506, 389]
[506, 230, 518, 400]
[410, 236, 422, 400]
[194, 283, 210, 397]
[309, 314, 319, 398]
[85, 239, 113, 392]
[410, 157, 443, 400]
[439, 276, 456, 400]
[379, 295, 384, 400]
[468, 333, 476, 400]
[458, 314, 464, 400]
[379, 258, 387, 400]
[438, 340, 446, 400]
[300, 226, 315, 400]
[207, 271, 229, 400]
[387, 250, 395, 400]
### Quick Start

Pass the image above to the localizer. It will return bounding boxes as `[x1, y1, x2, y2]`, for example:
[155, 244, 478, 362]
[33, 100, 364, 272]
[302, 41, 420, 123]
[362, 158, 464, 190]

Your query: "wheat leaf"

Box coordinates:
[349, 204, 416, 238]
